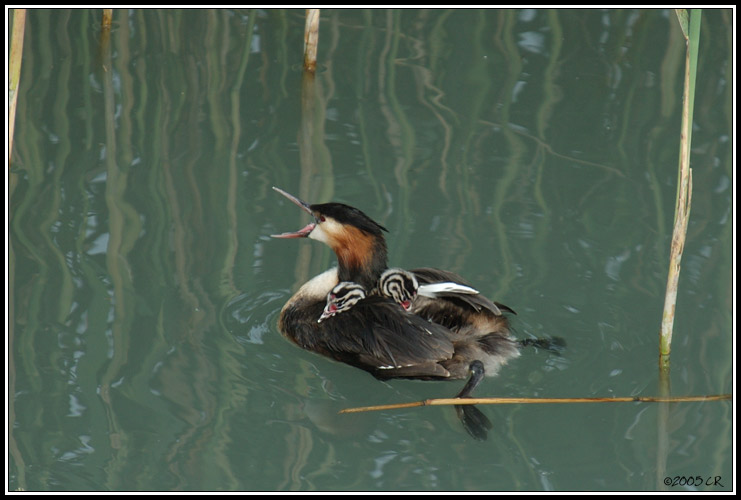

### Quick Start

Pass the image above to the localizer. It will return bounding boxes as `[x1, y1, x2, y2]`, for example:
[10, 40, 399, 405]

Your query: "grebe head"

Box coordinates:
[271, 187, 388, 289]
[318, 282, 367, 323]
[378, 268, 418, 311]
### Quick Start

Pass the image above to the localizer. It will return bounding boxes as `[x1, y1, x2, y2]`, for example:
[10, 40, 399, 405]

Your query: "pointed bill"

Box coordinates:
[272, 187, 313, 215]
[271, 187, 318, 238]
[271, 222, 317, 239]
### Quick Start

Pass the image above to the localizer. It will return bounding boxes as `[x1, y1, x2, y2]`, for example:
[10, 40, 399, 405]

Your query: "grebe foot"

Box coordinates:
[518, 337, 567, 355]
[455, 360, 485, 398]
[453, 360, 491, 440]
[455, 404, 492, 441]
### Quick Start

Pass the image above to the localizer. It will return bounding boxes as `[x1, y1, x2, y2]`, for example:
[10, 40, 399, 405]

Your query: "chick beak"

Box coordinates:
[271, 187, 319, 238]
[317, 303, 337, 323]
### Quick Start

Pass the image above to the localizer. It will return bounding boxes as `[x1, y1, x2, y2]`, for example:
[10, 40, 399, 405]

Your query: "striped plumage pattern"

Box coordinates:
[318, 282, 367, 323]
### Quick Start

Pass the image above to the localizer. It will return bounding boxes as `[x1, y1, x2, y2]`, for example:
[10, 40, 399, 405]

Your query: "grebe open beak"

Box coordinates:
[270, 187, 319, 239]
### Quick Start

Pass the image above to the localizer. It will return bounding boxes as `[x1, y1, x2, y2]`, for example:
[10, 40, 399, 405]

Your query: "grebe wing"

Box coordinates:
[280, 295, 455, 379]
[411, 267, 516, 316]
[323, 296, 456, 378]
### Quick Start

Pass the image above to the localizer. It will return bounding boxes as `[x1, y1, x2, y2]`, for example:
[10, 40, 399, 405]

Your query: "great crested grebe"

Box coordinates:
[271, 187, 521, 439]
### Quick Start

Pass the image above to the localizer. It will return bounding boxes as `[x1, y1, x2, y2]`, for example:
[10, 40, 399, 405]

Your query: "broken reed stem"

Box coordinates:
[102, 9, 113, 29]
[341, 395, 730, 414]
[659, 9, 700, 371]
[9, 9, 27, 167]
[303, 9, 320, 72]
[339, 394, 731, 414]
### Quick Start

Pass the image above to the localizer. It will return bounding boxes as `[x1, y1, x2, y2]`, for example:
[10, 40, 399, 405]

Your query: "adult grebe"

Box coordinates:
[271, 187, 520, 439]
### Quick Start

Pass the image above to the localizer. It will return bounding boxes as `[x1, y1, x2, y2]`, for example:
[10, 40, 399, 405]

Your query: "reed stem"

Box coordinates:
[340, 394, 730, 414]
[102, 9, 113, 29]
[659, 9, 701, 371]
[303, 9, 320, 72]
[8, 9, 26, 168]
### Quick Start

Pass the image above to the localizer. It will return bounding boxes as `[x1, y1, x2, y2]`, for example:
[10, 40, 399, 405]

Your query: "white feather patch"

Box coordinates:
[296, 267, 339, 299]
[417, 282, 479, 297]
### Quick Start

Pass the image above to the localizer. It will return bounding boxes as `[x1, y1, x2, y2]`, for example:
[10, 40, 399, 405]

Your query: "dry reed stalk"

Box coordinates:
[102, 9, 113, 29]
[303, 9, 320, 72]
[659, 9, 701, 371]
[8, 9, 26, 167]
[340, 394, 731, 414]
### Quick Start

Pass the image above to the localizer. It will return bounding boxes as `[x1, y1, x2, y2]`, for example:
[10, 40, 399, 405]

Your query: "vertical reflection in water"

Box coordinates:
[99, 9, 137, 487]
[352, 9, 384, 209]
[49, 10, 75, 323]
[157, 9, 223, 488]
[221, 11, 256, 300]
[12, 11, 52, 393]
[527, 9, 563, 296]
[377, 10, 415, 260]
[409, 10, 456, 197]
[484, 10, 523, 298]
[10, 10, 74, 491]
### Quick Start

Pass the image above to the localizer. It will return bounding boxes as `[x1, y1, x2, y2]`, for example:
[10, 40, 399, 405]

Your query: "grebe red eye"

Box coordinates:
[319, 216, 326, 222]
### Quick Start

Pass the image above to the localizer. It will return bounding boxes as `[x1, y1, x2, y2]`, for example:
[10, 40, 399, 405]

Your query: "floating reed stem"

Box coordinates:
[339, 394, 731, 414]
[659, 9, 701, 372]
[303, 9, 320, 72]
[8, 8, 26, 167]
